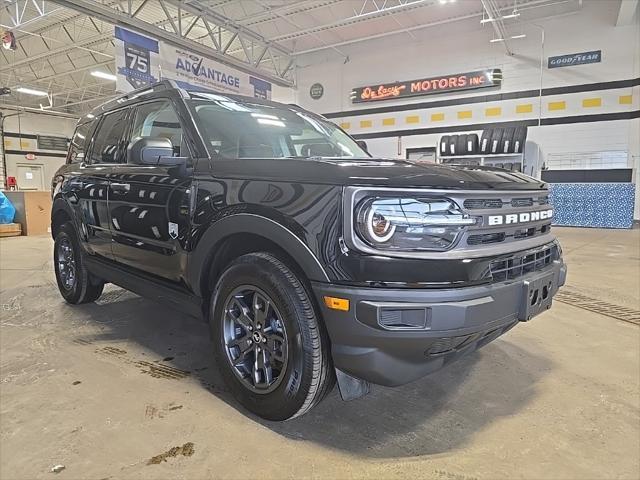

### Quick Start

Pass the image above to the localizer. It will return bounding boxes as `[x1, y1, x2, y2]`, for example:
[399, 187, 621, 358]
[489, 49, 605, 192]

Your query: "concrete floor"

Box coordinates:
[0, 227, 638, 480]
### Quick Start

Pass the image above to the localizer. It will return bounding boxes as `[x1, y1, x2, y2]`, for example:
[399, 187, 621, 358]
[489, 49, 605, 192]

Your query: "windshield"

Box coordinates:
[188, 93, 369, 160]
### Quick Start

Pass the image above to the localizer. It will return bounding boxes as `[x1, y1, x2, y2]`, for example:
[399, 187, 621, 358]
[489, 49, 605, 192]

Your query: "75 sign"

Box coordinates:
[126, 50, 149, 74]
[119, 42, 156, 89]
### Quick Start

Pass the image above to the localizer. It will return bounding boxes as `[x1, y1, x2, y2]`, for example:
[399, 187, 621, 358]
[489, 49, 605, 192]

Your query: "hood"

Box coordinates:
[211, 157, 547, 191]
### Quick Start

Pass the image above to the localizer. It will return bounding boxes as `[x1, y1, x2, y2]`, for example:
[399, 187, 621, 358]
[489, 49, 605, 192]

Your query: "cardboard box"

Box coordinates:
[0, 223, 22, 237]
[4, 191, 52, 236]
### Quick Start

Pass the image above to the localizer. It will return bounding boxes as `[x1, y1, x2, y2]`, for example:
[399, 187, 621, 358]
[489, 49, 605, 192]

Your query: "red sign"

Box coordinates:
[351, 69, 502, 103]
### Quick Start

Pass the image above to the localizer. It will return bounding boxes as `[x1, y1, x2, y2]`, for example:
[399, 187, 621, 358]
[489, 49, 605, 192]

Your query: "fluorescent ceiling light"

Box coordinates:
[257, 118, 285, 127]
[481, 12, 519, 23]
[511, 34, 527, 39]
[251, 113, 279, 120]
[490, 38, 505, 43]
[91, 71, 117, 81]
[16, 87, 48, 97]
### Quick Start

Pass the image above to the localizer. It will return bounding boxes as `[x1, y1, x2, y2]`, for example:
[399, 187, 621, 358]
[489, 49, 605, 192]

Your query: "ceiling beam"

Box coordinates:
[0, 32, 112, 72]
[480, 0, 512, 55]
[50, 0, 294, 86]
[8, 58, 114, 88]
[616, 0, 639, 26]
[267, 0, 433, 43]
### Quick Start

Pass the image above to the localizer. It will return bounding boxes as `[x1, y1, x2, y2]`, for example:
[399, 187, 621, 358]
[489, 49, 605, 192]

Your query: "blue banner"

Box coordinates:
[115, 27, 160, 91]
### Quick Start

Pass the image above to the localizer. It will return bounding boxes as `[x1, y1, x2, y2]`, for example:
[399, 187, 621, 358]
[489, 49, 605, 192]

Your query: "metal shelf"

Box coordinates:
[438, 153, 524, 160]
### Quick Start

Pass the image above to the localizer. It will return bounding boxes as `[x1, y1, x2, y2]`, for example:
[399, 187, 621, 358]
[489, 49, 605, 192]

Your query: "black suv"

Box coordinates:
[52, 80, 566, 420]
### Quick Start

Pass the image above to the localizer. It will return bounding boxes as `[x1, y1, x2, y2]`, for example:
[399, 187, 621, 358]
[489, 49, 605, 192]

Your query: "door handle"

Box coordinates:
[111, 182, 130, 193]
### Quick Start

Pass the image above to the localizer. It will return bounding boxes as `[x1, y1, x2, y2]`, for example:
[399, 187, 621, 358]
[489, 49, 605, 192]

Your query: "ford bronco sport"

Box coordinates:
[52, 80, 566, 420]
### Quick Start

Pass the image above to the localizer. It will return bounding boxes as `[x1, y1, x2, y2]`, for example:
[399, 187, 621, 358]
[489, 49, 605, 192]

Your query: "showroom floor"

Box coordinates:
[0, 227, 638, 480]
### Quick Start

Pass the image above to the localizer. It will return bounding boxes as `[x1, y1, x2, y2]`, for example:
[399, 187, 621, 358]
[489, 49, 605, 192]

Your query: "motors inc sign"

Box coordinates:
[350, 69, 502, 103]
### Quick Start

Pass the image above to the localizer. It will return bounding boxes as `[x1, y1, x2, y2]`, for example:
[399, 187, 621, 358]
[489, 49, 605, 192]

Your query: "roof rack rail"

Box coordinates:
[87, 79, 181, 116]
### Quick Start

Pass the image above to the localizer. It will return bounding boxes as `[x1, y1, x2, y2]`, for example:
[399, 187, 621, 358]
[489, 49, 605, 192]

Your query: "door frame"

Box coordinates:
[16, 163, 45, 190]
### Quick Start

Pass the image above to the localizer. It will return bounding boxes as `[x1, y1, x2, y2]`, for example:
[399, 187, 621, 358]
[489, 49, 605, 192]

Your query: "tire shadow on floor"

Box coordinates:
[65, 286, 553, 459]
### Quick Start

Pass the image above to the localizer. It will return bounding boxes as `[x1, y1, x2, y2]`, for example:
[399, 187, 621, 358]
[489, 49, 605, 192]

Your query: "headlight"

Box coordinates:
[355, 197, 476, 251]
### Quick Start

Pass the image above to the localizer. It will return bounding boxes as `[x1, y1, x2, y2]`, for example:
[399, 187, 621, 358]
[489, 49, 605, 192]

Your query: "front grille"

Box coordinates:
[467, 232, 506, 245]
[490, 244, 558, 281]
[464, 198, 505, 209]
[464, 195, 549, 210]
[468, 223, 551, 246]
[425, 321, 518, 357]
[511, 197, 533, 207]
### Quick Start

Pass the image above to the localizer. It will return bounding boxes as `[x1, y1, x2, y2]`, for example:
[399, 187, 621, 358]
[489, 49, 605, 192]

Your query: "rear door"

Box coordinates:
[70, 108, 131, 259]
[107, 98, 193, 283]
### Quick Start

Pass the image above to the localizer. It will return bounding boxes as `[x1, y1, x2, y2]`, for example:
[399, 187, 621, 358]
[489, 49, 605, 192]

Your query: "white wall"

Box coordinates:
[293, 0, 640, 217]
[295, 1, 638, 112]
[1, 110, 78, 191]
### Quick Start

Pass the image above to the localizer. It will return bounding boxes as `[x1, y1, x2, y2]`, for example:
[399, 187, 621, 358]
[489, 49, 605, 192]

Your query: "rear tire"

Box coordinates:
[480, 129, 492, 154]
[456, 134, 467, 156]
[501, 127, 515, 153]
[490, 128, 504, 154]
[448, 134, 459, 155]
[466, 133, 479, 154]
[210, 252, 335, 421]
[439, 135, 450, 156]
[53, 222, 104, 304]
[513, 126, 528, 153]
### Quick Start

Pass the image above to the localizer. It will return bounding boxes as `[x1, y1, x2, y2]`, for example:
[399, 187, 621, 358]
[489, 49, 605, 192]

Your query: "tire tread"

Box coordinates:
[54, 222, 104, 304]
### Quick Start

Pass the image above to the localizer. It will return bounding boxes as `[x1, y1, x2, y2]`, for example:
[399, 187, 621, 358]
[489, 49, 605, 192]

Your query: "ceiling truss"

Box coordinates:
[53, 0, 296, 84]
[0, 0, 582, 115]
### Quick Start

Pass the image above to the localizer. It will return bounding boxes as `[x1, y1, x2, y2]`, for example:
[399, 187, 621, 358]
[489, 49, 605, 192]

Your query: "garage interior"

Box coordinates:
[1, 0, 639, 479]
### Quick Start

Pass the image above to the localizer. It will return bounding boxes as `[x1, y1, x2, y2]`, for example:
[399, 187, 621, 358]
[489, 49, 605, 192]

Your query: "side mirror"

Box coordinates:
[128, 137, 177, 165]
[357, 140, 369, 153]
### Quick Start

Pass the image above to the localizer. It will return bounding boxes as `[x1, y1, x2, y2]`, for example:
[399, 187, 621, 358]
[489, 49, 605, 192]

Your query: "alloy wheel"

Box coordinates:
[56, 236, 76, 291]
[222, 286, 289, 394]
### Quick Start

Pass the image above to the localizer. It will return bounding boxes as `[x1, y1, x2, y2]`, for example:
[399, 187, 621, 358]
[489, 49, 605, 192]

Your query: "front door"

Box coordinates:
[108, 99, 192, 283]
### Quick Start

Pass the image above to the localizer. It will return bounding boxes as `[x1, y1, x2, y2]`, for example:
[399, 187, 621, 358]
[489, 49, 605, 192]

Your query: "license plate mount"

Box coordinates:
[519, 271, 555, 321]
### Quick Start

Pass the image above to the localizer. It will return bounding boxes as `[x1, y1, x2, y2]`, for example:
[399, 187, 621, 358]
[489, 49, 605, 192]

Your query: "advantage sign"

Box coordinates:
[350, 69, 502, 103]
[548, 50, 601, 68]
[114, 26, 273, 99]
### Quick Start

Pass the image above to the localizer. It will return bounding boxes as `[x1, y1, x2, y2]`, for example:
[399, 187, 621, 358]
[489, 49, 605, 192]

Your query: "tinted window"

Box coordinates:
[90, 109, 129, 164]
[130, 100, 184, 157]
[67, 120, 95, 164]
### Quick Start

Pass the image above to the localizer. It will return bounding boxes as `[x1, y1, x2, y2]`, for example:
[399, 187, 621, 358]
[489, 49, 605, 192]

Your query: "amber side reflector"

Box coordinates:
[323, 296, 350, 311]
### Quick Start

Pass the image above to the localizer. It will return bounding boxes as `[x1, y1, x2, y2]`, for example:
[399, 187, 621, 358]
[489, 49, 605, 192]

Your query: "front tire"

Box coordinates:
[53, 222, 104, 304]
[210, 252, 334, 421]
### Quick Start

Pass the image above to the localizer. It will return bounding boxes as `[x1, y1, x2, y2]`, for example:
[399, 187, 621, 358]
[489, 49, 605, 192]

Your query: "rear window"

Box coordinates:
[67, 120, 95, 164]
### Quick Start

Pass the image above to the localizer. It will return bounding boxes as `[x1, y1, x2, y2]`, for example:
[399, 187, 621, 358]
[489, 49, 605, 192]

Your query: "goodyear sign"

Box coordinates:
[548, 50, 601, 68]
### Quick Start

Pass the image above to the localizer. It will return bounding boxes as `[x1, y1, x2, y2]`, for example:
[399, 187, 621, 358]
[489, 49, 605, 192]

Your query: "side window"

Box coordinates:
[67, 120, 95, 164]
[89, 109, 129, 164]
[130, 100, 184, 157]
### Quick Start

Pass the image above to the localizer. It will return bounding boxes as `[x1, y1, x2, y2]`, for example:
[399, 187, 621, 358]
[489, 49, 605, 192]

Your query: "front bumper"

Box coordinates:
[313, 260, 566, 387]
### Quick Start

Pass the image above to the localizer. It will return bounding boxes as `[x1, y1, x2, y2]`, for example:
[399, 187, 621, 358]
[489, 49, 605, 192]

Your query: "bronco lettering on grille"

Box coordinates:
[488, 209, 553, 226]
